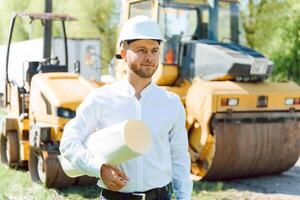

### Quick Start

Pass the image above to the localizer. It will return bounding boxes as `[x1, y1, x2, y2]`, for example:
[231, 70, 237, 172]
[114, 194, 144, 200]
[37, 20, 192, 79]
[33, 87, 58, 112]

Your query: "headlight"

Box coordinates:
[285, 98, 294, 105]
[285, 97, 300, 105]
[228, 98, 239, 106]
[57, 107, 76, 119]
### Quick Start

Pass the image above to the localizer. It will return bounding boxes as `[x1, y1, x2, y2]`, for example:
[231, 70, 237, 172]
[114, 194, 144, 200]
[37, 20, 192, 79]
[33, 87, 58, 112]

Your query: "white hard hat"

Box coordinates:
[117, 15, 165, 46]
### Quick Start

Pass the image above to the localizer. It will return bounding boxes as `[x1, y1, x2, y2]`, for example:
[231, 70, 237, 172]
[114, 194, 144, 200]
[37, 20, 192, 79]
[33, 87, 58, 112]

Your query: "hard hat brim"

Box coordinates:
[118, 37, 166, 47]
[115, 38, 165, 59]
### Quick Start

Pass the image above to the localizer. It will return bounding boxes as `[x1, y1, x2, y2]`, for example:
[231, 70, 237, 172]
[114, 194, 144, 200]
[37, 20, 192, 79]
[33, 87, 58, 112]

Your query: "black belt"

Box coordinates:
[101, 184, 170, 200]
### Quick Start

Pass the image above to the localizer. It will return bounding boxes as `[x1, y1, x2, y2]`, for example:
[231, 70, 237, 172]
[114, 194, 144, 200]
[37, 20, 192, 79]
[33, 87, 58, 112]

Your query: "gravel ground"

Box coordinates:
[221, 157, 300, 199]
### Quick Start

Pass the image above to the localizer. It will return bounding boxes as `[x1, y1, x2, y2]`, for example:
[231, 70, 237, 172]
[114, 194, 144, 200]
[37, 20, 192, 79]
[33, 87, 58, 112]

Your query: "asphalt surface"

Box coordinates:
[222, 157, 300, 199]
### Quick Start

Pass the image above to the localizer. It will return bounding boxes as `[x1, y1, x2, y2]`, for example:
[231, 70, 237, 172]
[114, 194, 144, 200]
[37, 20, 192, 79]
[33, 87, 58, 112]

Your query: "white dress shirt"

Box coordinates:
[60, 79, 193, 199]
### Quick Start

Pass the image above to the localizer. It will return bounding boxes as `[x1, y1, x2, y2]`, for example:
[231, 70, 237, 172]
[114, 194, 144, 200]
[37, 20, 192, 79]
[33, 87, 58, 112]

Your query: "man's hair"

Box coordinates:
[115, 39, 161, 59]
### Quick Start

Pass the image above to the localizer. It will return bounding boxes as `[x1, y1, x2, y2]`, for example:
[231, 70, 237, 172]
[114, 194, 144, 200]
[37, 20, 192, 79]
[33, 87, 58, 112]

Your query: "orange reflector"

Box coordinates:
[221, 98, 228, 106]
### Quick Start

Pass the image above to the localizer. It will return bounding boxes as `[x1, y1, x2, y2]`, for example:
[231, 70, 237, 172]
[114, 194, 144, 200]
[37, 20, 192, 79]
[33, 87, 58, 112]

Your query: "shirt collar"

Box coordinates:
[140, 81, 154, 97]
[121, 79, 154, 98]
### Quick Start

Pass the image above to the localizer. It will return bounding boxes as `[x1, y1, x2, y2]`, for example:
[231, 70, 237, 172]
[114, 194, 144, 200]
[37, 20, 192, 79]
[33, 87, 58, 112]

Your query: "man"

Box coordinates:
[60, 15, 192, 200]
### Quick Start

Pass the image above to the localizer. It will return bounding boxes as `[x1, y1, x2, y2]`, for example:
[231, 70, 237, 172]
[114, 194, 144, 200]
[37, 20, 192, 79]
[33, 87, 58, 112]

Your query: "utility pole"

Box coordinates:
[43, 0, 52, 59]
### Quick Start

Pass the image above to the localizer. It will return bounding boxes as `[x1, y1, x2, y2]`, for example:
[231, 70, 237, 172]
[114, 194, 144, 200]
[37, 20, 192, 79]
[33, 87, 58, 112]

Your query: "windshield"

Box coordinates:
[158, 2, 243, 65]
[218, 1, 240, 44]
[159, 3, 241, 42]
[159, 7, 198, 40]
[159, 6, 201, 64]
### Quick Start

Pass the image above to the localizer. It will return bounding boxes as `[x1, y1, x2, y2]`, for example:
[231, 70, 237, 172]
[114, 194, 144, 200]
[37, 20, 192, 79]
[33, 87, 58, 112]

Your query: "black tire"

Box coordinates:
[29, 147, 46, 185]
[29, 148, 76, 188]
[0, 134, 7, 164]
[0, 131, 19, 167]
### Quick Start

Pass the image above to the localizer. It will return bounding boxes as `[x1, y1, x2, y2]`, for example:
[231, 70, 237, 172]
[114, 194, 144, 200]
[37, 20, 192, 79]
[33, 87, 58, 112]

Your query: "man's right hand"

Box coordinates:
[100, 164, 129, 191]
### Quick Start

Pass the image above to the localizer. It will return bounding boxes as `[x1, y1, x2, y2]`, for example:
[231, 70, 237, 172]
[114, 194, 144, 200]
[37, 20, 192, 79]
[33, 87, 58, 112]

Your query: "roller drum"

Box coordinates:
[197, 112, 300, 180]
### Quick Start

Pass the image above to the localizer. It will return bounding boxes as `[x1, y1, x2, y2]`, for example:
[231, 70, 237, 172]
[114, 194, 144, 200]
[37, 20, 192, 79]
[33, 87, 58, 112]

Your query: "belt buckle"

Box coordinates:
[132, 192, 146, 200]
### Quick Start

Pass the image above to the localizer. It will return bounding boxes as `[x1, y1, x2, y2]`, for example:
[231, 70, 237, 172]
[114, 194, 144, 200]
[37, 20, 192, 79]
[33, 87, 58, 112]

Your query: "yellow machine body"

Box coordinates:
[186, 78, 300, 179]
[29, 73, 94, 141]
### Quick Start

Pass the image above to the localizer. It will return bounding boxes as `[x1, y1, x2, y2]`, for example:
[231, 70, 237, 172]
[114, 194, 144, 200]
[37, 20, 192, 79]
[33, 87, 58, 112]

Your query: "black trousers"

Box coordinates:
[100, 193, 171, 200]
[99, 189, 172, 200]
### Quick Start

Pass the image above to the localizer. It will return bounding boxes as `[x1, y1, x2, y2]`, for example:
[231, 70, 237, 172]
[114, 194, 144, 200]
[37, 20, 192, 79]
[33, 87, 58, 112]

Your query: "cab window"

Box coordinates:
[129, 0, 152, 18]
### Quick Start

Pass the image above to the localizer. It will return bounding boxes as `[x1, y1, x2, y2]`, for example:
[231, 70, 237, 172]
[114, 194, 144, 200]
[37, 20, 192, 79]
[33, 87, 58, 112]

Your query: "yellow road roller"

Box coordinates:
[0, 13, 98, 188]
[115, 0, 300, 180]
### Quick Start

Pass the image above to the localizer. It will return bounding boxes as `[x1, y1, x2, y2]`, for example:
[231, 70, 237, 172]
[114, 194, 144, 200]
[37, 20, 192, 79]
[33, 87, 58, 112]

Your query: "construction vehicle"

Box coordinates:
[0, 37, 102, 94]
[115, 0, 300, 180]
[0, 13, 97, 188]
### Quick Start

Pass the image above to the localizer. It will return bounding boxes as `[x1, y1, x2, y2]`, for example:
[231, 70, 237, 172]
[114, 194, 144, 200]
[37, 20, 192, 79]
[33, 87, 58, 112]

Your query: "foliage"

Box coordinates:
[0, 0, 31, 43]
[242, 0, 300, 83]
[271, 6, 300, 82]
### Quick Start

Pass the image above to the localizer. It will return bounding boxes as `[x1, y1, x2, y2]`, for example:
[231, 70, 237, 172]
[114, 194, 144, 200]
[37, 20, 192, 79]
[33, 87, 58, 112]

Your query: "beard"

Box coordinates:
[129, 63, 158, 78]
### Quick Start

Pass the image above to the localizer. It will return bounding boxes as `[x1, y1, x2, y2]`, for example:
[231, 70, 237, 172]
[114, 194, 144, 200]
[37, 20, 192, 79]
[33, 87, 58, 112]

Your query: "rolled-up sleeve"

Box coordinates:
[169, 97, 193, 200]
[60, 91, 105, 178]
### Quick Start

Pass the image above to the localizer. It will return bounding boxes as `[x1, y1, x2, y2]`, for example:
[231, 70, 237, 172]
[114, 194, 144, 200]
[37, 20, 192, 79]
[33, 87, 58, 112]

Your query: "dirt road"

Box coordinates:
[221, 157, 300, 199]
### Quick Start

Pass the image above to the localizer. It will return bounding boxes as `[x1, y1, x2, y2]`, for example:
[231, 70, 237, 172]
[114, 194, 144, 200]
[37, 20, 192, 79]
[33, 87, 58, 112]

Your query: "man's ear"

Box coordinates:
[120, 49, 127, 59]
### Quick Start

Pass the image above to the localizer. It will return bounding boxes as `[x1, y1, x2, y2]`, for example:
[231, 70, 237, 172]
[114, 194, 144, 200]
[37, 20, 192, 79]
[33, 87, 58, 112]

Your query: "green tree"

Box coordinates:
[242, 0, 300, 83]
[271, 5, 300, 82]
[0, 0, 31, 43]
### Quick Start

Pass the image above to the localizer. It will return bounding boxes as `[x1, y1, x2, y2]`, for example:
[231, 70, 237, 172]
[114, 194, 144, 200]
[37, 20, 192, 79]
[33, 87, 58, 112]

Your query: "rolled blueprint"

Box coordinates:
[59, 119, 152, 177]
